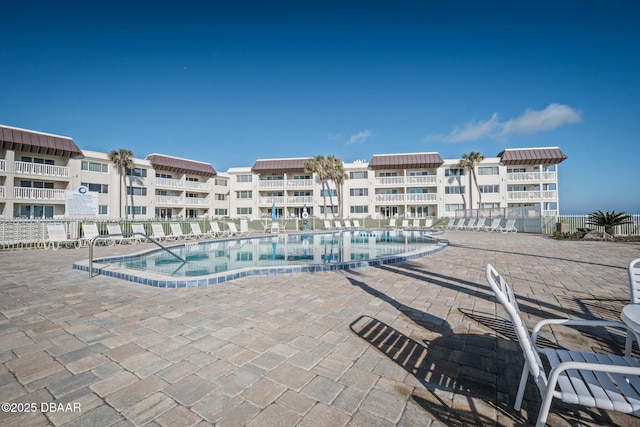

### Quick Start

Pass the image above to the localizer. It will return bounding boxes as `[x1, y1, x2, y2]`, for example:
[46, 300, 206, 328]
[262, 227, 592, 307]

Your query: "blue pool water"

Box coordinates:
[74, 230, 446, 287]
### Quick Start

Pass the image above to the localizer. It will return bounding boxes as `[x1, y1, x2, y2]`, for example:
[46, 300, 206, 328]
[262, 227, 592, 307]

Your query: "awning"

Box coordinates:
[368, 153, 444, 170]
[0, 125, 83, 158]
[251, 158, 311, 174]
[146, 154, 217, 177]
[497, 148, 568, 165]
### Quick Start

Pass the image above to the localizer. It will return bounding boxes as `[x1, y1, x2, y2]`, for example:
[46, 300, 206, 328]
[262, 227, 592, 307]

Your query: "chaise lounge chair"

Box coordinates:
[498, 218, 517, 233]
[45, 224, 79, 250]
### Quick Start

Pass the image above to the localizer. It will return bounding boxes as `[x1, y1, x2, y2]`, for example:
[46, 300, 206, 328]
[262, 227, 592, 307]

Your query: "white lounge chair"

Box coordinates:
[208, 221, 225, 237]
[45, 224, 79, 250]
[352, 220, 362, 229]
[445, 217, 456, 229]
[169, 223, 191, 240]
[485, 218, 502, 232]
[80, 223, 107, 247]
[387, 219, 397, 229]
[107, 224, 140, 244]
[498, 219, 517, 233]
[151, 223, 171, 241]
[412, 219, 421, 229]
[401, 219, 409, 229]
[131, 224, 149, 242]
[226, 222, 240, 236]
[423, 219, 434, 230]
[471, 218, 487, 231]
[323, 220, 333, 230]
[343, 219, 353, 229]
[455, 218, 468, 230]
[464, 218, 479, 230]
[189, 223, 207, 239]
[625, 258, 640, 355]
[485, 264, 640, 427]
[334, 220, 343, 230]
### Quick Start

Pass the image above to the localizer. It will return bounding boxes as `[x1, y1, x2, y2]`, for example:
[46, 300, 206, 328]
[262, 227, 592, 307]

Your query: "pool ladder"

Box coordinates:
[88, 232, 187, 278]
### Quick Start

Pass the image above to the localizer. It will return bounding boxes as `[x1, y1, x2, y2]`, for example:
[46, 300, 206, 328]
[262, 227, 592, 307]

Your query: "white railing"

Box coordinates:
[375, 176, 405, 186]
[406, 193, 437, 203]
[507, 190, 558, 200]
[0, 159, 6, 172]
[0, 186, 6, 198]
[375, 194, 405, 203]
[258, 180, 285, 189]
[156, 196, 210, 206]
[406, 175, 437, 185]
[545, 214, 640, 235]
[14, 187, 66, 200]
[286, 196, 313, 205]
[286, 179, 313, 188]
[258, 196, 285, 205]
[156, 177, 210, 191]
[14, 161, 70, 178]
[507, 171, 557, 182]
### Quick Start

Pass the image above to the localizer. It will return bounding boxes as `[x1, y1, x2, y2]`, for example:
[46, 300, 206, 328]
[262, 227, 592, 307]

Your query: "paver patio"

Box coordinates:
[1, 231, 640, 426]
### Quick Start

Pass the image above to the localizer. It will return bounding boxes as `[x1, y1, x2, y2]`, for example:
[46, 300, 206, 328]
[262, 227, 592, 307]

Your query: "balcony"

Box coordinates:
[375, 176, 405, 186]
[406, 193, 437, 203]
[507, 190, 557, 200]
[375, 194, 405, 203]
[507, 171, 557, 182]
[156, 195, 210, 206]
[286, 196, 313, 205]
[156, 177, 210, 191]
[258, 179, 285, 189]
[406, 175, 437, 185]
[258, 196, 285, 205]
[14, 187, 66, 201]
[286, 179, 313, 188]
[14, 161, 70, 179]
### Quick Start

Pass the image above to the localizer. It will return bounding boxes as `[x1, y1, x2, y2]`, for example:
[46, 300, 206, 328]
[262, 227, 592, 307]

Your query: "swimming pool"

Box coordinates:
[73, 229, 447, 287]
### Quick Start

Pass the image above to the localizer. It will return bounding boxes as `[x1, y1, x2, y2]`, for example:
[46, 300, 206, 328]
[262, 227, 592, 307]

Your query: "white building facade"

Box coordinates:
[1, 124, 566, 220]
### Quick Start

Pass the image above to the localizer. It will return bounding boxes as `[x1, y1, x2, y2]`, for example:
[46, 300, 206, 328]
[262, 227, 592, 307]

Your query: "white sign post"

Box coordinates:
[65, 186, 99, 217]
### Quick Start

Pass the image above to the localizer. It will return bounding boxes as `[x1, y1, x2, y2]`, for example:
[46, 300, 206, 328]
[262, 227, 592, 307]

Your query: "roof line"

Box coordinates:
[0, 124, 73, 140]
[372, 152, 440, 156]
[146, 153, 213, 165]
[502, 146, 560, 151]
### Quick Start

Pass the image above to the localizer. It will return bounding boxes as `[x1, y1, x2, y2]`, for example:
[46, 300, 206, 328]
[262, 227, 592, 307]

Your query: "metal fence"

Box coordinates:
[543, 214, 640, 236]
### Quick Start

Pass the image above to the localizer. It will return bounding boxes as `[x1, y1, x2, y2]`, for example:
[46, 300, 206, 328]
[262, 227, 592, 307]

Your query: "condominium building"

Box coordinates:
[0, 124, 567, 220]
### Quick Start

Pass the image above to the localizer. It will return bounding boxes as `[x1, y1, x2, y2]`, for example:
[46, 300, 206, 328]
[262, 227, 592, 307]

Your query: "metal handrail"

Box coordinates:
[88, 232, 187, 278]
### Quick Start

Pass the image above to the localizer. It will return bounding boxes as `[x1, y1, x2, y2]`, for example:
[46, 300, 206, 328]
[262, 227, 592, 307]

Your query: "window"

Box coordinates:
[378, 172, 397, 177]
[321, 189, 337, 197]
[156, 173, 172, 179]
[507, 168, 526, 173]
[291, 175, 310, 180]
[214, 208, 228, 216]
[21, 156, 54, 165]
[479, 185, 500, 193]
[445, 168, 465, 176]
[349, 171, 368, 179]
[186, 177, 199, 182]
[293, 191, 311, 196]
[481, 203, 501, 209]
[236, 191, 252, 199]
[236, 175, 253, 183]
[215, 178, 228, 186]
[445, 204, 464, 212]
[265, 175, 283, 180]
[237, 207, 252, 215]
[266, 191, 283, 197]
[127, 206, 147, 215]
[508, 186, 526, 192]
[409, 171, 429, 176]
[320, 206, 338, 214]
[215, 193, 226, 201]
[350, 206, 369, 214]
[236, 252, 253, 261]
[478, 166, 499, 175]
[126, 168, 147, 177]
[20, 180, 54, 189]
[81, 161, 109, 173]
[445, 186, 465, 194]
[99, 205, 109, 215]
[127, 187, 147, 196]
[349, 188, 368, 196]
[378, 189, 398, 195]
[408, 188, 429, 194]
[81, 183, 109, 194]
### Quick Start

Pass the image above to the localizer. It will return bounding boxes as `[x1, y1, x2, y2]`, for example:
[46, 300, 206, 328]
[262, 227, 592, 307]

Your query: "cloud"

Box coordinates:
[346, 130, 373, 145]
[328, 133, 342, 140]
[427, 104, 582, 143]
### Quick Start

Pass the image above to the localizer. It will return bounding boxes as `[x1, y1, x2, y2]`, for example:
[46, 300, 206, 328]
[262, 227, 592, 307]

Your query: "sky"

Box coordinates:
[2, 0, 639, 214]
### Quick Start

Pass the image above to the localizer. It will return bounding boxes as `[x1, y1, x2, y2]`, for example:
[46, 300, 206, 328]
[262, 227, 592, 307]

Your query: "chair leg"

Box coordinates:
[514, 364, 529, 410]
[535, 389, 555, 427]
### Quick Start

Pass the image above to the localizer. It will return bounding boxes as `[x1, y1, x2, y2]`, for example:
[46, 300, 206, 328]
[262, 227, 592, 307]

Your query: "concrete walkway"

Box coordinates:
[1, 231, 640, 426]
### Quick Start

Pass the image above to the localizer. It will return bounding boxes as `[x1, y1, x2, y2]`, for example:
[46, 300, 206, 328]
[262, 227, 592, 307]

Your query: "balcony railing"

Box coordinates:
[0, 159, 6, 172]
[375, 194, 405, 203]
[258, 180, 285, 189]
[156, 177, 210, 191]
[507, 171, 557, 182]
[156, 195, 210, 206]
[507, 190, 557, 200]
[286, 196, 313, 205]
[286, 179, 313, 188]
[258, 196, 285, 205]
[14, 161, 70, 178]
[406, 193, 437, 203]
[14, 187, 66, 200]
[375, 176, 405, 186]
[406, 175, 437, 185]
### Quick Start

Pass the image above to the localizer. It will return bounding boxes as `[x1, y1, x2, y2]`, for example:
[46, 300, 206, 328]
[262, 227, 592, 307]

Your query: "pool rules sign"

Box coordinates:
[65, 186, 99, 217]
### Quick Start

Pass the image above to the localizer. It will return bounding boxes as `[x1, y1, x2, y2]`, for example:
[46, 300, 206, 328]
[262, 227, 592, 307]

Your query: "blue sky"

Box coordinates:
[2, 1, 639, 214]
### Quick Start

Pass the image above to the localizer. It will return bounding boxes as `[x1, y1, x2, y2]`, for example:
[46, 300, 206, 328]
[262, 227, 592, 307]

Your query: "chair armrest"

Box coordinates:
[531, 318, 628, 345]
[547, 360, 640, 391]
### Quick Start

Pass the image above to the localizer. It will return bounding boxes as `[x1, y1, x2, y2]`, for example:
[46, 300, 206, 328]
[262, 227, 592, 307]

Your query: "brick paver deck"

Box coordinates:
[1, 231, 640, 426]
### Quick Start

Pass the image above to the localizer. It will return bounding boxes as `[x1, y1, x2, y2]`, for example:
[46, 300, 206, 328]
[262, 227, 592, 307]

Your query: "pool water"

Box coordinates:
[74, 229, 447, 287]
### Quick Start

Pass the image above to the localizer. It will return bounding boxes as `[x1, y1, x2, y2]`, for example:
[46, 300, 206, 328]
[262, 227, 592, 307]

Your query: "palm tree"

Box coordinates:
[108, 148, 134, 219]
[305, 155, 329, 218]
[586, 210, 633, 236]
[458, 151, 485, 210]
[327, 155, 348, 217]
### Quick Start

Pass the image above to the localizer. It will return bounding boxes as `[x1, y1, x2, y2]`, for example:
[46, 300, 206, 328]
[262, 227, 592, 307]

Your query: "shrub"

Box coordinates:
[585, 210, 633, 236]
